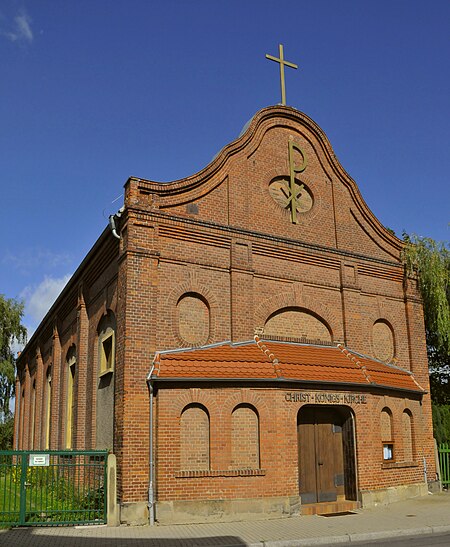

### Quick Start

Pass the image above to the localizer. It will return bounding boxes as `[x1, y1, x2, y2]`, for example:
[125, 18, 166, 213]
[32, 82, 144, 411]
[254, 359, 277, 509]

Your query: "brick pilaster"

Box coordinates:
[75, 287, 89, 449]
[230, 239, 254, 341]
[33, 349, 44, 450]
[50, 324, 62, 449]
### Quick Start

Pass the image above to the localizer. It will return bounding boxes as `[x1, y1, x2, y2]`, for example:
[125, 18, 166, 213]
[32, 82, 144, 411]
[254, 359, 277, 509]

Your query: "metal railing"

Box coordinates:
[438, 443, 450, 487]
[0, 450, 108, 526]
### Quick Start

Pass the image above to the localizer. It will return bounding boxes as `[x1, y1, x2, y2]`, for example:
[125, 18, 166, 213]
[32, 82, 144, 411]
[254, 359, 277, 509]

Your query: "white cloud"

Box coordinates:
[21, 274, 71, 329]
[1, 8, 33, 44]
[3, 248, 73, 275]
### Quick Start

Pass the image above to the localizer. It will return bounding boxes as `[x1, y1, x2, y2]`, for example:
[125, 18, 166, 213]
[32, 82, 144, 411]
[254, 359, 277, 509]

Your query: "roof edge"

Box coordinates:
[152, 376, 425, 395]
[17, 226, 117, 365]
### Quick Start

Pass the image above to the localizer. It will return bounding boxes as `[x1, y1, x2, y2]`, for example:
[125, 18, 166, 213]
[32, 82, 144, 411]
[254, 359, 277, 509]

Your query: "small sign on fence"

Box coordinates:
[29, 454, 50, 467]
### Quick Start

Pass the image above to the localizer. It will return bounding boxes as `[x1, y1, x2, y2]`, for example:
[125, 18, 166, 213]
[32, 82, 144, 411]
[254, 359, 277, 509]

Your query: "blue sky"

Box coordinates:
[1, 0, 449, 338]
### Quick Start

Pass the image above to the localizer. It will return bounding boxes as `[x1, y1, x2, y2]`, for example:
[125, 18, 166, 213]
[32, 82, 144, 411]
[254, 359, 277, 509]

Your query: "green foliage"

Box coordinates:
[429, 344, 450, 405]
[0, 416, 14, 450]
[432, 404, 450, 444]
[0, 470, 20, 525]
[402, 234, 450, 409]
[402, 234, 450, 358]
[0, 295, 27, 422]
[2, 465, 104, 524]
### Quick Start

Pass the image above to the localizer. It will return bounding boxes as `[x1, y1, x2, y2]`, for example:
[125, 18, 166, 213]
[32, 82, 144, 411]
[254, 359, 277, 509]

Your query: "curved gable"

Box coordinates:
[125, 106, 402, 262]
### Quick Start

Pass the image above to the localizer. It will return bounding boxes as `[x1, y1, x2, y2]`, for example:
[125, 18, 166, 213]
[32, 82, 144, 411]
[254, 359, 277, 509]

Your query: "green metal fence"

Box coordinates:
[0, 450, 108, 526]
[438, 443, 450, 488]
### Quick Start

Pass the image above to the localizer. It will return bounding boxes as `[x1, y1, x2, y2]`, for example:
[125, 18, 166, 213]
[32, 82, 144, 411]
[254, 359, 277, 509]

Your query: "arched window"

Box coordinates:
[380, 407, 394, 461]
[45, 367, 52, 450]
[402, 410, 414, 462]
[180, 404, 210, 470]
[96, 312, 116, 450]
[65, 346, 76, 449]
[20, 387, 25, 449]
[98, 312, 116, 375]
[231, 404, 260, 469]
[30, 379, 36, 450]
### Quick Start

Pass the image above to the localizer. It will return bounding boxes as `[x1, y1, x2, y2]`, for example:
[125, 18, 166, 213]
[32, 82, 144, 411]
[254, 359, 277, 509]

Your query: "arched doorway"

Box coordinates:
[297, 405, 357, 505]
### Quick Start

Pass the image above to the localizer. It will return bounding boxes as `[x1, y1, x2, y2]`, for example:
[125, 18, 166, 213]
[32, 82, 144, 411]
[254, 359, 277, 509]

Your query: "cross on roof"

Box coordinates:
[265, 44, 298, 106]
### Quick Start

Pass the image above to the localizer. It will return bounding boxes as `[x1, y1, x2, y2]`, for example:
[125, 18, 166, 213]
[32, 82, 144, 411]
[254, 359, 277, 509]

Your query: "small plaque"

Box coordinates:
[29, 454, 50, 467]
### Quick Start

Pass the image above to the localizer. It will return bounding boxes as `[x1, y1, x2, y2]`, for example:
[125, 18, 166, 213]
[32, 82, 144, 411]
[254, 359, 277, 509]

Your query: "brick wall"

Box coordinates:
[15, 232, 119, 452]
[155, 386, 426, 502]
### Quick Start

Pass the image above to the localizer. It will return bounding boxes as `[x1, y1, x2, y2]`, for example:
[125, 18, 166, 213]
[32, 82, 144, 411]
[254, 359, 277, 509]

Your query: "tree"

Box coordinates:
[432, 404, 450, 445]
[402, 235, 450, 442]
[402, 234, 450, 358]
[0, 415, 14, 450]
[0, 295, 27, 423]
[428, 345, 450, 405]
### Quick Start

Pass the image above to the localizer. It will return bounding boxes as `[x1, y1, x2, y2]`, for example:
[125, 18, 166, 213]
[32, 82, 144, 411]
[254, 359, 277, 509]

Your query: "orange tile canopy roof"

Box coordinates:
[152, 337, 425, 394]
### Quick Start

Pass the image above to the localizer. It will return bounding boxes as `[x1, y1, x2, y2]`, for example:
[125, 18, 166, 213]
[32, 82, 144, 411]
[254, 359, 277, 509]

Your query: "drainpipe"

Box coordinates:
[109, 206, 125, 240]
[146, 362, 156, 525]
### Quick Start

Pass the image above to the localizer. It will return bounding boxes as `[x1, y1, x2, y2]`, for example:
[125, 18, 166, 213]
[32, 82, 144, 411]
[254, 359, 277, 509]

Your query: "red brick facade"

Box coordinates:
[15, 105, 436, 524]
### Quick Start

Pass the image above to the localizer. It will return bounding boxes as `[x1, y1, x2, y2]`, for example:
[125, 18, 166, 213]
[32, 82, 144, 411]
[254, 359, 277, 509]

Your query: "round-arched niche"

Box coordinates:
[372, 320, 395, 362]
[177, 293, 210, 346]
[264, 307, 332, 342]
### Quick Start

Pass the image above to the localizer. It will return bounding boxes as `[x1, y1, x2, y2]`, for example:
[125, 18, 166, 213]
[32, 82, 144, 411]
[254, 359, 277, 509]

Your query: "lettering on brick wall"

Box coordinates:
[285, 392, 367, 404]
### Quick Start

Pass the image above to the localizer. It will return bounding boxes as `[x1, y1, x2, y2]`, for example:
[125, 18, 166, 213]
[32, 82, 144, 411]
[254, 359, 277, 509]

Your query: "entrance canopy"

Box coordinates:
[152, 337, 424, 394]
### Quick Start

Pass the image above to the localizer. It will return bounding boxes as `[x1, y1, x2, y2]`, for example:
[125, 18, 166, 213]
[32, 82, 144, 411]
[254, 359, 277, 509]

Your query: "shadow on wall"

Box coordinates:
[0, 529, 248, 547]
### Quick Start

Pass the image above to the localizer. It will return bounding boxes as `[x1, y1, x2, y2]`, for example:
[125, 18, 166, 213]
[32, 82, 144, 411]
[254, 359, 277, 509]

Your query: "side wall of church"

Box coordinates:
[15, 233, 119, 454]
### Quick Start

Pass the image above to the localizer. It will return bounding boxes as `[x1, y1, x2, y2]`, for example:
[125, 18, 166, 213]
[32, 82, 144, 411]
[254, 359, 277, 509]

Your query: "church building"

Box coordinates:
[14, 51, 436, 524]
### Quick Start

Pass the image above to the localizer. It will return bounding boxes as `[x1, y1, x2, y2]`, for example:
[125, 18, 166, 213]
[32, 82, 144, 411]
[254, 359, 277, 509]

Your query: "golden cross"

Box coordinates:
[265, 44, 298, 106]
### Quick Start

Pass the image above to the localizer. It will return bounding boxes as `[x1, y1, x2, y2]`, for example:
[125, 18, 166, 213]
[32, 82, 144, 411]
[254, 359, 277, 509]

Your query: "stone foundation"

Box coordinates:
[427, 480, 442, 494]
[119, 483, 437, 525]
[359, 482, 428, 507]
[152, 496, 300, 525]
[120, 502, 149, 526]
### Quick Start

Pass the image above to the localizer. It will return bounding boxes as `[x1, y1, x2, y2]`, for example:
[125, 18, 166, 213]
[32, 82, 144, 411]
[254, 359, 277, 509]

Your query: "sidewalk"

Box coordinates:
[1, 492, 450, 547]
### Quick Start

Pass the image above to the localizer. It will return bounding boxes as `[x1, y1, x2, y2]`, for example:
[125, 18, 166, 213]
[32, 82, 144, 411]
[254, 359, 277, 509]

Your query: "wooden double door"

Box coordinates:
[298, 406, 356, 504]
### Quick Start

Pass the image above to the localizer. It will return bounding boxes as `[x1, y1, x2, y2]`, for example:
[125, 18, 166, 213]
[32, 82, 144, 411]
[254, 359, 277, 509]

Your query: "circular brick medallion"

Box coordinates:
[269, 176, 314, 214]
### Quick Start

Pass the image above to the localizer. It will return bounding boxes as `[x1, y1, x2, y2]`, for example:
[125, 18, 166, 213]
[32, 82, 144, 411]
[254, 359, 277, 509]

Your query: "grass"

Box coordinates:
[0, 469, 105, 526]
[0, 472, 20, 525]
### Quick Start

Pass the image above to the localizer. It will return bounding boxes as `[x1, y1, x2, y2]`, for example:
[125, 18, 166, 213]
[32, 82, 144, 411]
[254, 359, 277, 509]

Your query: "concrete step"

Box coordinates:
[301, 499, 359, 515]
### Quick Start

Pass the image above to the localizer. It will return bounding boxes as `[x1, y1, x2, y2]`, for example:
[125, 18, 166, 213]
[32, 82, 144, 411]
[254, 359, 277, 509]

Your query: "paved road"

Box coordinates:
[350, 531, 450, 546]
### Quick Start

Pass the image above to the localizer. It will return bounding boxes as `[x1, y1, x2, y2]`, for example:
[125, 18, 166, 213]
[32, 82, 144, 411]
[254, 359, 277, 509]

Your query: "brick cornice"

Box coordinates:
[130, 208, 400, 265]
